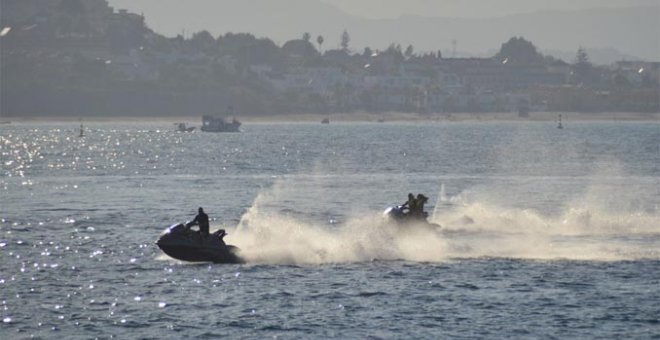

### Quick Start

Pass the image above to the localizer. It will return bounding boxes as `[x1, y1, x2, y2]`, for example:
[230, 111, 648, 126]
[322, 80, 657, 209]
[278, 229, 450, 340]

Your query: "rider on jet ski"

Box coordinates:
[186, 207, 229, 243]
[186, 207, 209, 236]
[401, 193, 429, 220]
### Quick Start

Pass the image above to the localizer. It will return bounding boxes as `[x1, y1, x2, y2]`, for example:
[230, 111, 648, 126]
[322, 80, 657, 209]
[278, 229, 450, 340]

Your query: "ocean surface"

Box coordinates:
[1, 120, 659, 339]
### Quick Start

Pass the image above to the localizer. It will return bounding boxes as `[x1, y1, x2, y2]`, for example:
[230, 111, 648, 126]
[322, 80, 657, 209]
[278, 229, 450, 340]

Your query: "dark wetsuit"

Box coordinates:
[191, 211, 209, 236]
[415, 194, 429, 219]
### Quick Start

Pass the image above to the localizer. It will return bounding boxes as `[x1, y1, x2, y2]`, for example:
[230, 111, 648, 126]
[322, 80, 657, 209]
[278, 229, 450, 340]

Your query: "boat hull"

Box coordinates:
[384, 206, 442, 232]
[200, 124, 240, 133]
[156, 224, 243, 264]
[201, 115, 241, 132]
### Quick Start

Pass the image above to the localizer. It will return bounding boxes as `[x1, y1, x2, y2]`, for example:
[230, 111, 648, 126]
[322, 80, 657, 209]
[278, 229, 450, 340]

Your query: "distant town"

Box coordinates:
[1, 0, 659, 117]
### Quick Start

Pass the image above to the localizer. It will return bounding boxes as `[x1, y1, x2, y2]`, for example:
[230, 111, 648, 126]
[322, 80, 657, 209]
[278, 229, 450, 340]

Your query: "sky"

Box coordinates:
[108, 0, 660, 20]
[106, 0, 660, 62]
[319, 0, 660, 18]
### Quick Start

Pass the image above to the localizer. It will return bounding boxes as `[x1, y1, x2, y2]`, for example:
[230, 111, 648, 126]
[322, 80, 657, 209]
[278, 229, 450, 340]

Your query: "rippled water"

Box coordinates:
[1, 121, 659, 338]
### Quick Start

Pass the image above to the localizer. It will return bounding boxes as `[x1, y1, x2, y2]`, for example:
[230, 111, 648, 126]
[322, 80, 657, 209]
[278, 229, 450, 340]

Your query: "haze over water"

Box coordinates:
[1, 121, 659, 338]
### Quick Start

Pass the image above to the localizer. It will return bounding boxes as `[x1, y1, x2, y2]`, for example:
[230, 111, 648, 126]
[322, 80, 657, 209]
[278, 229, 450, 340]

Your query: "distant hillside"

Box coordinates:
[3, 0, 658, 117]
[108, 0, 659, 63]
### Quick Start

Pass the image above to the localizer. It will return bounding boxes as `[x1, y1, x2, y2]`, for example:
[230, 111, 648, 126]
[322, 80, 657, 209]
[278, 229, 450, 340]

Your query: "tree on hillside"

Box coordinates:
[302, 32, 311, 42]
[575, 46, 590, 66]
[217, 32, 257, 55]
[282, 39, 319, 60]
[340, 29, 350, 51]
[107, 14, 146, 50]
[190, 30, 216, 52]
[495, 37, 544, 65]
[56, 0, 91, 36]
[60, 0, 85, 15]
[381, 43, 404, 63]
[216, 33, 284, 68]
[316, 35, 324, 53]
[404, 45, 414, 59]
[573, 46, 594, 84]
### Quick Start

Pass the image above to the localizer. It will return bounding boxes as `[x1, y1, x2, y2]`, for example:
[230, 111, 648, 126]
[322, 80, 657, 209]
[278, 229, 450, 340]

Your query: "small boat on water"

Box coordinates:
[321, 118, 330, 124]
[175, 122, 195, 132]
[156, 223, 243, 264]
[201, 106, 241, 132]
[201, 116, 241, 132]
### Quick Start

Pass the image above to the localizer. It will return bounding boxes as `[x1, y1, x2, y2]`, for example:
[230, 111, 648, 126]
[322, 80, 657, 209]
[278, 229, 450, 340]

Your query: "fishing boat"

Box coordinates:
[201, 106, 241, 132]
[201, 116, 241, 132]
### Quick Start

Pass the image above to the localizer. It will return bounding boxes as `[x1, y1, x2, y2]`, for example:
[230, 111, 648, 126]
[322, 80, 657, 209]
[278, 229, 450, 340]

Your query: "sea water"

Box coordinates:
[1, 121, 659, 338]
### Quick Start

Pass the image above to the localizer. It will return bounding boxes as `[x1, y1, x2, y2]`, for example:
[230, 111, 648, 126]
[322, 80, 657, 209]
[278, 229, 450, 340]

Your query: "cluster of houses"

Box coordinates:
[253, 58, 555, 112]
[251, 56, 658, 113]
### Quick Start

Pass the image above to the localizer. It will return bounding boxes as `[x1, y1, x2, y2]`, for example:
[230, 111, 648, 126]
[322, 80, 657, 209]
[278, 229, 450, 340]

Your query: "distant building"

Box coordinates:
[268, 66, 346, 98]
[615, 61, 660, 86]
[436, 57, 566, 92]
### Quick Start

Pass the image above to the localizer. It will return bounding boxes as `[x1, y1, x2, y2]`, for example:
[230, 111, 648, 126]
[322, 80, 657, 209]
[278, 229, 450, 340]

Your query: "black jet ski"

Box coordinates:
[156, 223, 243, 264]
[384, 205, 441, 231]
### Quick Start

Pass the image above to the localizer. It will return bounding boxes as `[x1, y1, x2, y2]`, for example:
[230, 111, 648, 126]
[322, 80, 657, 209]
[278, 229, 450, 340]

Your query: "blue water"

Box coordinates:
[1, 121, 659, 338]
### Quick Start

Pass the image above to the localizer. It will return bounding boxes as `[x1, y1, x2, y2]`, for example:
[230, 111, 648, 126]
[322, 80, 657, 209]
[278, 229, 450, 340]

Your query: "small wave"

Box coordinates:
[357, 291, 388, 297]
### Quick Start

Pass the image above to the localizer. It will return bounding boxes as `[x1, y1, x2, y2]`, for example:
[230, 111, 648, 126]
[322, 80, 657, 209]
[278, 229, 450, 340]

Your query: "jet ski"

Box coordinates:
[384, 205, 441, 231]
[156, 223, 243, 264]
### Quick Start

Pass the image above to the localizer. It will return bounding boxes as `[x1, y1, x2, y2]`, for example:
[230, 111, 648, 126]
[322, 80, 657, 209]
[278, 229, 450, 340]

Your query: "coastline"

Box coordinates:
[2, 111, 659, 123]
[241, 111, 660, 123]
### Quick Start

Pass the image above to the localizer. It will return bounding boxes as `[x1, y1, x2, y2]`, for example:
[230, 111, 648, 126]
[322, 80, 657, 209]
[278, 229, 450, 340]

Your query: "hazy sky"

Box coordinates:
[109, 0, 659, 20]
[106, 0, 660, 61]
[319, 0, 660, 18]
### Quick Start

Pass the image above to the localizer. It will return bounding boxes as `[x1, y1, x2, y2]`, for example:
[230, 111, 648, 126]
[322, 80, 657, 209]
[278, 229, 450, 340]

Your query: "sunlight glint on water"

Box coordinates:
[0, 121, 659, 338]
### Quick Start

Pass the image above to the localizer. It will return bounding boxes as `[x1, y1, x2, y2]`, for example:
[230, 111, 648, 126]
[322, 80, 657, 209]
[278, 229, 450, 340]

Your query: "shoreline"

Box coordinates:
[2, 111, 659, 123]
[241, 111, 660, 123]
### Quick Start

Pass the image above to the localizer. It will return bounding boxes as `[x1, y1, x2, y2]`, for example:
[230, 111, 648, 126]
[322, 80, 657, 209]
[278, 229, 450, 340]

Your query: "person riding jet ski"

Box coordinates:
[399, 193, 429, 220]
[186, 207, 209, 237]
[411, 193, 429, 219]
[157, 209, 242, 264]
[385, 193, 439, 230]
